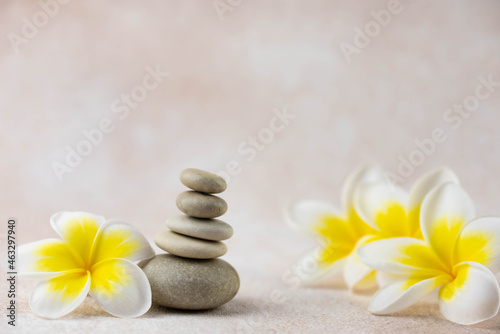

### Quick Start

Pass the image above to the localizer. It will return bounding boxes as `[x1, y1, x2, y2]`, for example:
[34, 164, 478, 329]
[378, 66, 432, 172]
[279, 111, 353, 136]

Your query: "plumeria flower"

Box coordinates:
[354, 167, 459, 286]
[358, 182, 500, 325]
[285, 164, 387, 289]
[286, 165, 458, 290]
[8, 211, 155, 319]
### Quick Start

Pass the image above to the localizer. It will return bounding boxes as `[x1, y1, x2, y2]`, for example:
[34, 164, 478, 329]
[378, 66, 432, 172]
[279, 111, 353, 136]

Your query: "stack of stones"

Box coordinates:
[140, 168, 240, 310]
[155, 168, 232, 259]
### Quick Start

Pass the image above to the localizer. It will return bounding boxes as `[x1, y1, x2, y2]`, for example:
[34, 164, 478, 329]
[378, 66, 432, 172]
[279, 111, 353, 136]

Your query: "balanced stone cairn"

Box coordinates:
[140, 168, 240, 310]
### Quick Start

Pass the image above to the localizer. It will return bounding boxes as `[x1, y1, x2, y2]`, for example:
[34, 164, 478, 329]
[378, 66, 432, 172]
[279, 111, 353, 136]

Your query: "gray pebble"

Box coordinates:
[176, 191, 227, 219]
[180, 168, 227, 194]
[166, 215, 233, 241]
[154, 230, 227, 259]
[139, 254, 239, 310]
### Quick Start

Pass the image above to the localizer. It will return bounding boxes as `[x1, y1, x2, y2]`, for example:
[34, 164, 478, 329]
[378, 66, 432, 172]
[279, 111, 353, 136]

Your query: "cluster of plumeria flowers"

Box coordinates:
[3, 211, 155, 319]
[286, 165, 500, 325]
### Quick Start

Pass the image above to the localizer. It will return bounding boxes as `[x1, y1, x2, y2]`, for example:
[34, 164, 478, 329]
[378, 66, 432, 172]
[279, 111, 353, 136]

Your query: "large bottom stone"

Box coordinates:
[139, 254, 240, 310]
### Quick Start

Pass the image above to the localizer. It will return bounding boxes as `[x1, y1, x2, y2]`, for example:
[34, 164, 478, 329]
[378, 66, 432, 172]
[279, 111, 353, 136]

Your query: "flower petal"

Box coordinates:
[408, 167, 459, 238]
[358, 237, 447, 276]
[354, 181, 410, 236]
[376, 272, 407, 288]
[455, 217, 500, 273]
[369, 275, 451, 314]
[285, 200, 344, 238]
[343, 252, 375, 290]
[90, 219, 155, 264]
[408, 167, 459, 212]
[353, 270, 377, 290]
[341, 164, 386, 211]
[29, 271, 90, 319]
[50, 211, 105, 263]
[89, 258, 151, 317]
[288, 247, 345, 284]
[438, 262, 500, 325]
[14, 239, 84, 279]
[420, 183, 476, 267]
[343, 235, 376, 289]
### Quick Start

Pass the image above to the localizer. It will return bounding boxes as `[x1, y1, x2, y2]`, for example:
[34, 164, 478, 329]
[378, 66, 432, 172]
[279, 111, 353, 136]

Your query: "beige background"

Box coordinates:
[1, 0, 500, 333]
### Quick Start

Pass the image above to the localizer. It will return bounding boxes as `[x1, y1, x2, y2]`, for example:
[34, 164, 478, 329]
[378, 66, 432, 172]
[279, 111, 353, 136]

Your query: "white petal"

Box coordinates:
[50, 211, 105, 262]
[343, 235, 376, 289]
[343, 251, 375, 290]
[30, 271, 91, 319]
[455, 216, 500, 273]
[358, 237, 446, 276]
[90, 219, 155, 264]
[341, 164, 386, 211]
[288, 248, 344, 285]
[90, 258, 152, 317]
[354, 181, 409, 232]
[285, 200, 344, 238]
[353, 271, 377, 290]
[439, 262, 500, 325]
[14, 239, 84, 279]
[408, 167, 460, 211]
[420, 183, 476, 265]
[369, 275, 450, 314]
[51, 211, 106, 237]
[376, 272, 406, 288]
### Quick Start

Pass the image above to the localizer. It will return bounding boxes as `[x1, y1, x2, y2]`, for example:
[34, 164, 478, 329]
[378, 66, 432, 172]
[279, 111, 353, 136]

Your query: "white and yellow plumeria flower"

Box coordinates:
[354, 167, 459, 286]
[285, 165, 458, 290]
[285, 164, 386, 289]
[11, 211, 155, 319]
[355, 167, 459, 241]
[358, 182, 500, 325]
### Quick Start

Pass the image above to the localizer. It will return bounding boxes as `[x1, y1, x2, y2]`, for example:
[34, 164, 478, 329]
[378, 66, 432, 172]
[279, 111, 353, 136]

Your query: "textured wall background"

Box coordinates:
[1, 0, 500, 332]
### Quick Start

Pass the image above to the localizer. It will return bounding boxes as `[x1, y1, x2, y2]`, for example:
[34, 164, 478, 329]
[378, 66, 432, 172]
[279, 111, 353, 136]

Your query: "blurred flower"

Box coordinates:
[354, 166, 459, 286]
[286, 165, 458, 289]
[10, 211, 154, 319]
[358, 182, 500, 325]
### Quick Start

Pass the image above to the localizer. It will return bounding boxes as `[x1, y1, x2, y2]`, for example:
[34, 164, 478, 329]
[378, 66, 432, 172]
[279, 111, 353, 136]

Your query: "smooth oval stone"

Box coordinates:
[166, 215, 233, 241]
[180, 168, 227, 194]
[154, 230, 227, 259]
[139, 254, 239, 310]
[176, 191, 227, 219]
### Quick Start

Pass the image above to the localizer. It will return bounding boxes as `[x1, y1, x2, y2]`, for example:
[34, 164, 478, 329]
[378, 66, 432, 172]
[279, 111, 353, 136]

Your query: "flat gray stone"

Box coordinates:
[180, 168, 227, 194]
[176, 191, 227, 219]
[166, 214, 233, 241]
[154, 230, 227, 259]
[139, 254, 239, 310]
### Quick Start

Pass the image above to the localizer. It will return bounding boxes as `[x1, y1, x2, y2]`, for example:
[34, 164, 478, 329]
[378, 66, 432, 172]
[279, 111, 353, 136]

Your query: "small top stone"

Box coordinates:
[180, 168, 227, 194]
